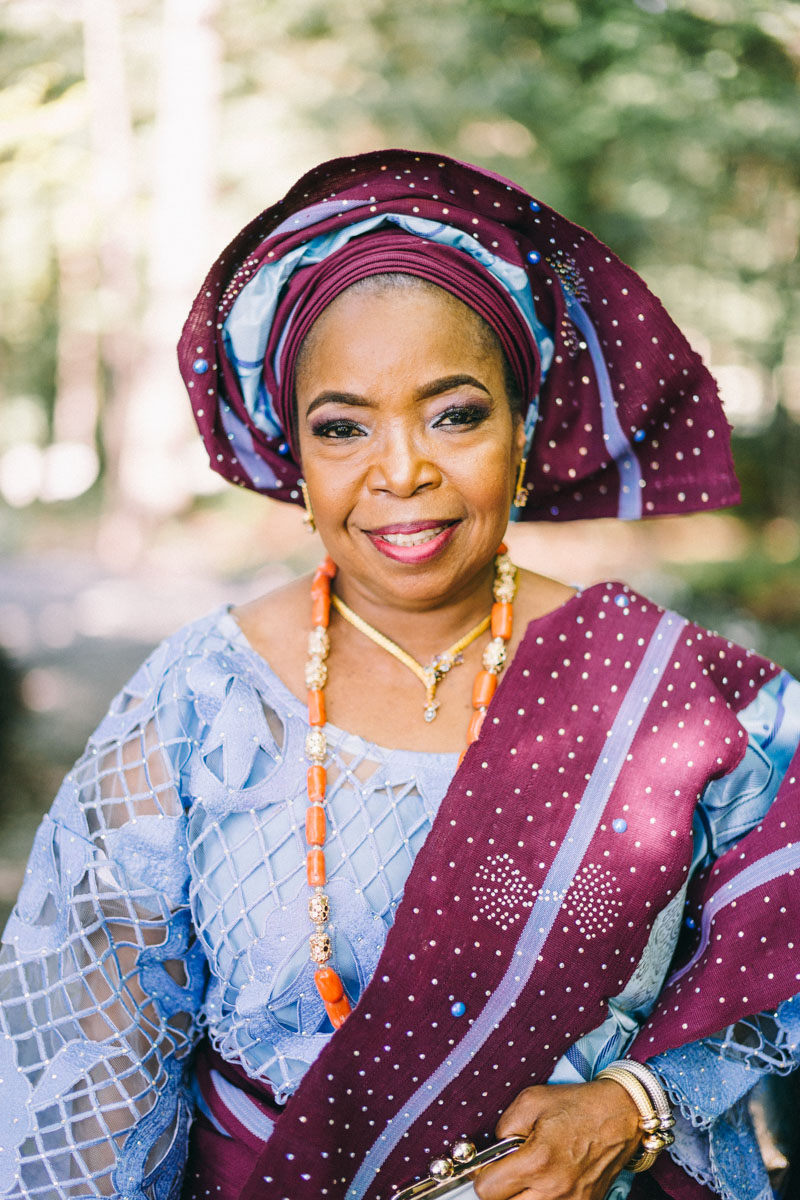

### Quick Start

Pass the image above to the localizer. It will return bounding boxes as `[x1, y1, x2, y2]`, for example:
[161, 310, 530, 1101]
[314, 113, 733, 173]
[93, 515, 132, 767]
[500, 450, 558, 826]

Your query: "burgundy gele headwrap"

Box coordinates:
[178, 148, 740, 521]
[270, 231, 539, 463]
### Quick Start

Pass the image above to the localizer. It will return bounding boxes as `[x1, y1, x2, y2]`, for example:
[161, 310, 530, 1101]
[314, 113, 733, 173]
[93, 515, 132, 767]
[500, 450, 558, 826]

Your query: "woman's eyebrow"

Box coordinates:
[306, 375, 491, 417]
[414, 374, 491, 401]
[306, 391, 371, 417]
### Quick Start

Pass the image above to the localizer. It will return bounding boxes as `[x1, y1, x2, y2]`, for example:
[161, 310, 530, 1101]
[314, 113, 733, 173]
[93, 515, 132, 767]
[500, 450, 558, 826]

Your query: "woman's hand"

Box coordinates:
[473, 1079, 642, 1200]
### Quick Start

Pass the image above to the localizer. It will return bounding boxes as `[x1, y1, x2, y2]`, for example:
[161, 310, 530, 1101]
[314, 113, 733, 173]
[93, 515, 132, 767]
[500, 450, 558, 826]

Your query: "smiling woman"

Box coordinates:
[2, 150, 800, 1200]
[296, 280, 524, 606]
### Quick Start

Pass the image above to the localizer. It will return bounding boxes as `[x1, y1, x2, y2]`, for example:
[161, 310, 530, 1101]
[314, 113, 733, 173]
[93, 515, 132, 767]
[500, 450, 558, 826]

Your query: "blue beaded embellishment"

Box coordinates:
[193, 358, 209, 375]
[526, 250, 541, 264]
[450, 1001, 466, 1018]
[633, 429, 646, 443]
[612, 818, 628, 833]
[614, 594, 630, 608]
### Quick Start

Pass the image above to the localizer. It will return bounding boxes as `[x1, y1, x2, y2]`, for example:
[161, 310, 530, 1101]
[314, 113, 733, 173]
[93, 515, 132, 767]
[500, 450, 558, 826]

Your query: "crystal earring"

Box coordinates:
[299, 479, 316, 532]
[513, 458, 529, 509]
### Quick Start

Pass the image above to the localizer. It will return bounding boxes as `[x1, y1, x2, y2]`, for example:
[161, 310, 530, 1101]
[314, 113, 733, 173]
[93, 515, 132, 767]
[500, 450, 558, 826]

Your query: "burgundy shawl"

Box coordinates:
[183, 584, 800, 1200]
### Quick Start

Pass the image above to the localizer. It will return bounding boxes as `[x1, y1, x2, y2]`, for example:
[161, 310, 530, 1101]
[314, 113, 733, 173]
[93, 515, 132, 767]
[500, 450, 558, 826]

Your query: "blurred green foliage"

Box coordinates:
[0, 0, 799, 656]
[283, 0, 800, 361]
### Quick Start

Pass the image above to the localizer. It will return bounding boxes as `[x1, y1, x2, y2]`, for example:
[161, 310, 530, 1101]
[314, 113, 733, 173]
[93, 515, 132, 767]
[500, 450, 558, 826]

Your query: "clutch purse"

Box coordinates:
[391, 1136, 525, 1199]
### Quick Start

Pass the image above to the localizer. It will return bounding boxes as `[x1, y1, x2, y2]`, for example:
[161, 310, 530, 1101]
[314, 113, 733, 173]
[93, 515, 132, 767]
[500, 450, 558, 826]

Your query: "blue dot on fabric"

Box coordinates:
[193, 358, 209, 375]
[278, 442, 289, 456]
[529, 200, 540, 211]
[612, 818, 628, 833]
[527, 250, 541, 264]
[451, 1001, 466, 1018]
[614, 594, 630, 608]
[633, 429, 646, 443]
[685, 917, 697, 930]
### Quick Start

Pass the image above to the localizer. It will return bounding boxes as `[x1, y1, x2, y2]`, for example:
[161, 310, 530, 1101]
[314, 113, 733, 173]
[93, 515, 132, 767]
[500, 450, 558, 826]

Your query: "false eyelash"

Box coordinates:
[434, 404, 492, 427]
[309, 418, 367, 439]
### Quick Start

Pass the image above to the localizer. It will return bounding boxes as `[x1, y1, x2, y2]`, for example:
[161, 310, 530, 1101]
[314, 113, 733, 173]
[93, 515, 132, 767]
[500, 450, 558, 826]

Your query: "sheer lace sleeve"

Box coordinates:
[0, 644, 207, 1199]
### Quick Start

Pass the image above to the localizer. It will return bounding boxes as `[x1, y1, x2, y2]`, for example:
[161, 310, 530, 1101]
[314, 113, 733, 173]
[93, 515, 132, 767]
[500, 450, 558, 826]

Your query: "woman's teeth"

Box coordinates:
[378, 525, 449, 547]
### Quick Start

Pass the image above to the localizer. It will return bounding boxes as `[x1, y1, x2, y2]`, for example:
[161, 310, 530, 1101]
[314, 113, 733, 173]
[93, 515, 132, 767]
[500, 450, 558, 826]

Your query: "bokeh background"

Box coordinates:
[0, 0, 799, 1182]
[1, 1, 799, 902]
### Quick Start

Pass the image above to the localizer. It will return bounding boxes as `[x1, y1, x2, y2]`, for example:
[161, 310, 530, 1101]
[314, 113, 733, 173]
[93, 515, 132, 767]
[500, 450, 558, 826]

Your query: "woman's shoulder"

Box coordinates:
[567, 577, 788, 714]
[87, 602, 298, 750]
[515, 570, 784, 683]
[229, 574, 314, 699]
[232, 575, 312, 648]
[127, 603, 256, 684]
[513, 568, 578, 627]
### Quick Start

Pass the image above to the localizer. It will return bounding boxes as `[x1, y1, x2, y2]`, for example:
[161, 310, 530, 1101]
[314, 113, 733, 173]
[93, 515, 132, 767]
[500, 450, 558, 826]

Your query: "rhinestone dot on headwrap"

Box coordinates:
[274, 231, 540, 463]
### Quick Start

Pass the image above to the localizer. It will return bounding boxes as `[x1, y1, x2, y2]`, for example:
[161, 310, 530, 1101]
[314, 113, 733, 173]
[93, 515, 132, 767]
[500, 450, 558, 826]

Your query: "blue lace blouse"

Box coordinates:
[0, 606, 798, 1200]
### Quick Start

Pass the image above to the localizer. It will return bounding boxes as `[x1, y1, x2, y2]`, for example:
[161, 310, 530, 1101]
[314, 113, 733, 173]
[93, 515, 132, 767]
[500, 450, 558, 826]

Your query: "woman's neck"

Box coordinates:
[330, 559, 498, 663]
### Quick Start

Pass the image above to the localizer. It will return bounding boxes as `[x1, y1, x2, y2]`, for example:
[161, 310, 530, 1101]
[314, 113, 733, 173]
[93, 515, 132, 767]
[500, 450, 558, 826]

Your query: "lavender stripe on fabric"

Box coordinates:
[269, 197, 376, 239]
[345, 611, 685, 1199]
[192, 1080, 231, 1137]
[667, 841, 800, 988]
[567, 297, 642, 520]
[762, 671, 791, 752]
[209, 1070, 275, 1143]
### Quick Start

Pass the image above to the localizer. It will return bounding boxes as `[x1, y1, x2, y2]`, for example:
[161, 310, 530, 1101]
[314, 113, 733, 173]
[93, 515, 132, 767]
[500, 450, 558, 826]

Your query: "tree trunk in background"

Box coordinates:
[112, 0, 222, 540]
[46, 226, 102, 504]
[81, 0, 138, 526]
[53, 235, 99, 449]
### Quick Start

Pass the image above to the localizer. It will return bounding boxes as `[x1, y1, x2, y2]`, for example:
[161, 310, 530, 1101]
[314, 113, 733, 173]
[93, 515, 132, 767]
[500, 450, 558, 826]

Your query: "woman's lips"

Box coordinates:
[364, 520, 460, 563]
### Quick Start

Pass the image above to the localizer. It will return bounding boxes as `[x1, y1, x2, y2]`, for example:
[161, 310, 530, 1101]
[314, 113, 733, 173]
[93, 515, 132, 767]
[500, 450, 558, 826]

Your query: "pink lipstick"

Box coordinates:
[364, 519, 460, 564]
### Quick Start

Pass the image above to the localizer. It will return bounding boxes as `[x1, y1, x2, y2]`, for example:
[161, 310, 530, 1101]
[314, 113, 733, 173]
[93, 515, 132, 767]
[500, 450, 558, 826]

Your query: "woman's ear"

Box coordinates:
[513, 413, 526, 463]
[510, 414, 529, 510]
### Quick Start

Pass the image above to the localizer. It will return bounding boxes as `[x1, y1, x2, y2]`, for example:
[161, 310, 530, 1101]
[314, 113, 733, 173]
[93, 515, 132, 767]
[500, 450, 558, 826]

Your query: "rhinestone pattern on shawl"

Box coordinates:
[233, 588, 800, 1200]
[178, 148, 739, 522]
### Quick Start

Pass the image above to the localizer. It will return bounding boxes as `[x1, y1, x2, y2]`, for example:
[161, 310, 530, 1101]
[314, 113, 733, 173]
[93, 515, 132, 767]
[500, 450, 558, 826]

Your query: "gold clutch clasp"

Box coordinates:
[391, 1136, 525, 1199]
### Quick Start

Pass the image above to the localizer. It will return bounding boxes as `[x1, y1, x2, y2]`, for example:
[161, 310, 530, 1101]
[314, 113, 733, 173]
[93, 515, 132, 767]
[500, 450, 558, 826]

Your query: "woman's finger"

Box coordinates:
[472, 1137, 551, 1200]
[494, 1085, 549, 1139]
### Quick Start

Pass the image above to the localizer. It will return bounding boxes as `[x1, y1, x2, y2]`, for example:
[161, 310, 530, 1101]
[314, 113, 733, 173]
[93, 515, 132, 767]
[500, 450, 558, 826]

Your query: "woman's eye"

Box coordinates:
[434, 404, 490, 428]
[311, 419, 366, 439]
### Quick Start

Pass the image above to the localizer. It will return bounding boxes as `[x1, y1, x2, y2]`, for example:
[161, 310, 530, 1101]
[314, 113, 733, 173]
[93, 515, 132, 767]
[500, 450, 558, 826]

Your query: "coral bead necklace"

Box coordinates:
[304, 548, 518, 1029]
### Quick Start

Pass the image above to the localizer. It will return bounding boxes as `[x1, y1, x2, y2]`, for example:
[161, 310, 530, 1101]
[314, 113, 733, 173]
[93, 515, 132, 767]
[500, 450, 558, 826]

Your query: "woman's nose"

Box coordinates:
[366, 426, 441, 497]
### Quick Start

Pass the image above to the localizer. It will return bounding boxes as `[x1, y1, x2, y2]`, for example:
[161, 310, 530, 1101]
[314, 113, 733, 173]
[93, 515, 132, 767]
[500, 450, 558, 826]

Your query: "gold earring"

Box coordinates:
[299, 478, 316, 532]
[513, 458, 529, 509]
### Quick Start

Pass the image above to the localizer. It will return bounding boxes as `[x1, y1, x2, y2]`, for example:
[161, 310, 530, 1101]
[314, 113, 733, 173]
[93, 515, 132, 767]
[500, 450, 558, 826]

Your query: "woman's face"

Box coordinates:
[295, 282, 525, 611]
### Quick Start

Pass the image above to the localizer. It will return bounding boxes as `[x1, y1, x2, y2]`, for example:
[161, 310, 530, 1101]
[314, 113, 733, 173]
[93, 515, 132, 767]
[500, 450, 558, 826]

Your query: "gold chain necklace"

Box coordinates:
[302, 547, 517, 1030]
[331, 594, 490, 722]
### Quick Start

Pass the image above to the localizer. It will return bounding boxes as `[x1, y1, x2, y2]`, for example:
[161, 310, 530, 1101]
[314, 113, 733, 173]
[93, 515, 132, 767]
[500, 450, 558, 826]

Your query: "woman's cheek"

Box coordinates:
[458, 440, 518, 512]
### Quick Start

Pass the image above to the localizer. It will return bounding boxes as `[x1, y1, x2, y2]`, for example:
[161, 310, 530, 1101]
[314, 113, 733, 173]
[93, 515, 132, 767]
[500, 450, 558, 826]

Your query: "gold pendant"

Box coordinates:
[422, 665, 439, 722]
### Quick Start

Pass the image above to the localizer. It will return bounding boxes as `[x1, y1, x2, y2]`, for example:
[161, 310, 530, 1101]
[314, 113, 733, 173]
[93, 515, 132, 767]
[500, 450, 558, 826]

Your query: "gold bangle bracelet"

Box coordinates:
[596, 1065, 669, 1174]
[606, 1059, 675, 1145]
